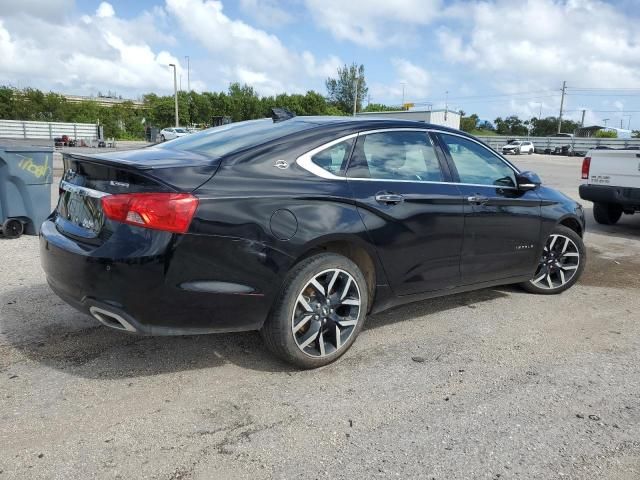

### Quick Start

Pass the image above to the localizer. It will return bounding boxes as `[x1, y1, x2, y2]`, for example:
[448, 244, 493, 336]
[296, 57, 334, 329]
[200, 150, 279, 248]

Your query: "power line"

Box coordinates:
[412, 89, 558, 103]
[567, 87, 640, 91]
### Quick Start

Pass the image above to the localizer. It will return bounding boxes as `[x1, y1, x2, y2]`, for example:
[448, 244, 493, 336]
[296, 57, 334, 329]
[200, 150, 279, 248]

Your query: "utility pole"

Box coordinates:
[580, 109, 586, 127]
[603, 118, 609, 127]
[353, 76, 359, 117]
[445, 90, 449, 121]
[401, 82, 406, 109]
[185, 56, 190, 91]
[557, 80, 566, 134]
[169, 64, 178, 127]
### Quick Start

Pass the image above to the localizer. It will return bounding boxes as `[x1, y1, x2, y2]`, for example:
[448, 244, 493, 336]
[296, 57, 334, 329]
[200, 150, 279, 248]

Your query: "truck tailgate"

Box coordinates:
[588, 150, 640, 188]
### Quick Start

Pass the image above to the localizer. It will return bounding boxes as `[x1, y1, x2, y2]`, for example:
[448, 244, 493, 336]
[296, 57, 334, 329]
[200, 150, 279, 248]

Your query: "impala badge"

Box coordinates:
[274, 159, 289, 169]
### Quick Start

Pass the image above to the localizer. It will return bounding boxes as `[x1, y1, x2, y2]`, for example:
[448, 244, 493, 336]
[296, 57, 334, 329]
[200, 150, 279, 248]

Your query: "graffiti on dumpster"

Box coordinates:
[18, 154, 51, 180]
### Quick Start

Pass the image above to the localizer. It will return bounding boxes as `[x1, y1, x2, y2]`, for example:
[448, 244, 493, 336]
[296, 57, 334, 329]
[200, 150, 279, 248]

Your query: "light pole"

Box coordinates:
[169, 63, 179, 127]
[533, 102, 542, 119]
[401, 82, 406, 109]
[185, 56, 190, 92]
[353, 76, 359, 117]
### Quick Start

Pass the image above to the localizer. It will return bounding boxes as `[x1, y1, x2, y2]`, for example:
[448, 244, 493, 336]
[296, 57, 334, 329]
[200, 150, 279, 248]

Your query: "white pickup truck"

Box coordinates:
[579, 149, 640, 224]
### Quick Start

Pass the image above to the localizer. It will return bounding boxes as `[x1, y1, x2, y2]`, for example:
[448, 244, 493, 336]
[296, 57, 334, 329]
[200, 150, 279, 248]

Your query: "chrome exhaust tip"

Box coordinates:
[89, 306, 137, 333]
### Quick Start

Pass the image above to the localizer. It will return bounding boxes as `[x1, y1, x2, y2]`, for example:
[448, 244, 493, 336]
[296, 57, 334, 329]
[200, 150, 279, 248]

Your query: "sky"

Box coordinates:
[1, 0, 639, 129]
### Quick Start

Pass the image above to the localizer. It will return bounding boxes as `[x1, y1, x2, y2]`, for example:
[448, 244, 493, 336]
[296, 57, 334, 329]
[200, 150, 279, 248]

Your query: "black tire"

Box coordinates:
[160, 135, 166, 142]
[520, 225, 586, 295]
[528, 148, 533, 155]
[261, 253, 369, 368]
[516, 148, 521, 155]
[593, 202, 622, 225]
[1, 218, 24, 238]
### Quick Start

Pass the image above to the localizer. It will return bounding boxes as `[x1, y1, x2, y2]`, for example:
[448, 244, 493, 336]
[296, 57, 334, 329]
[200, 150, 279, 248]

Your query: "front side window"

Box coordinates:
[310, 138, 354, 176]
[347, 131, 443, 182]
[440, 133, 517, 187]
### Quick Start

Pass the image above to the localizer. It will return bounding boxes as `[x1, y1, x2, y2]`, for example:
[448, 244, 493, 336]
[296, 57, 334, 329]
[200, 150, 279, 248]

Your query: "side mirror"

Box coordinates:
[516, 171, 541, 191]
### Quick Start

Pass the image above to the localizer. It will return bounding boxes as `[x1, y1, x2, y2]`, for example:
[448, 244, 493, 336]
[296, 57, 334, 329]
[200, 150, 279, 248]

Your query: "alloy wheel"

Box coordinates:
[291, 268, 361, 358]
[530, 234, 580, 290]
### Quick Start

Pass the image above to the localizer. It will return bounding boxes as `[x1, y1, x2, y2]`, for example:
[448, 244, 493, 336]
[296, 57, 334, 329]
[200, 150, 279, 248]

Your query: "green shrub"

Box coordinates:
[595, 129, 617, 138]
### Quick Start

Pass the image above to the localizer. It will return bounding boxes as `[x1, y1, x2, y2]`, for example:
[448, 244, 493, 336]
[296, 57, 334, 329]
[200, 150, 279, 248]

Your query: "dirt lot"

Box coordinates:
[1, 154, 639, 479]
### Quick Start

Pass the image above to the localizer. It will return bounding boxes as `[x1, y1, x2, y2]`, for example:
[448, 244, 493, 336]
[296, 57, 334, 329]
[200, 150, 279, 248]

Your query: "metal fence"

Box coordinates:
[0, 120, 99, 141]
[476, 135, 640, 155]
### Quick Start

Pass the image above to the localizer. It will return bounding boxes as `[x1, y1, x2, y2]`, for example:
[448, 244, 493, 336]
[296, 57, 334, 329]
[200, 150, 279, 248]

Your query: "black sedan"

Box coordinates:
[40, 116, 586, 368]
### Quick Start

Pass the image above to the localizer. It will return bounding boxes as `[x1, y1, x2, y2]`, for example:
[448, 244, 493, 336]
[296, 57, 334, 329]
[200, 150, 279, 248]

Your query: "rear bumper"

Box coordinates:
[579, 184, 640, 210]
[40, 218, 293, 335]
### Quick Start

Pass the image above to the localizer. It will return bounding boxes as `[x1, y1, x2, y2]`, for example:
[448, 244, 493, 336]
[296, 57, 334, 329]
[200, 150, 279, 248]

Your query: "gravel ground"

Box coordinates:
[1, 154, 639, 479]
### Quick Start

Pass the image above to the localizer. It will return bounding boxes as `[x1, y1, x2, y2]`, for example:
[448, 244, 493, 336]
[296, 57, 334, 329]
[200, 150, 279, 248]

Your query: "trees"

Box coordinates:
[362, 103, 398, 113]
[595, 129, 617, 138]
[325, 63, 368, 114]
[494, 116, 529, 136]
[460, 113, 479, 133]
[529, 116, 581, 136]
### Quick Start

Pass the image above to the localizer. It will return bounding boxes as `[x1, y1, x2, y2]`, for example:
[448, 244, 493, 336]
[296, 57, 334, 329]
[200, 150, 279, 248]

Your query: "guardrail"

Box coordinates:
[0, 120, 98, 140]
[476, 135, 640, 155]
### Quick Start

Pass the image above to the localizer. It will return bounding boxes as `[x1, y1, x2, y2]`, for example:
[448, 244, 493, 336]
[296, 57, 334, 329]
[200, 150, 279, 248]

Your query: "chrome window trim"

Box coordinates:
[295, 127, 520, 190]
[60, 180, 111, 199]
[296, 133, 359, 180]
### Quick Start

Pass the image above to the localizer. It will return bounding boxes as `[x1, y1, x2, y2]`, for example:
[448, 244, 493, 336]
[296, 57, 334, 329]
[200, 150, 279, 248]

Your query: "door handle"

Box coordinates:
[467, 195, 489, 205]
[375, 193, 405, 204]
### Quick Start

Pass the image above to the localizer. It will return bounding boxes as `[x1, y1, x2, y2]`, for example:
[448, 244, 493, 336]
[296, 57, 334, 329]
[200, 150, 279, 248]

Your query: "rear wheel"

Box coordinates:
[261, 253, 368, 368]
[520, 225, 585, 294]
[1, 218, 24, 238]
[528, 148, 533, 155]
[593, 202, 622, 225]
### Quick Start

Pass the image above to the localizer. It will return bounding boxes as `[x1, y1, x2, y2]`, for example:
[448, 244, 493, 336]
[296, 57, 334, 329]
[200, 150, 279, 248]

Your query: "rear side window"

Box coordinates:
[440, 133, 517, 187]
[311, 139, 354, 176]
[163, 118, 317, 158]
[347, 131, 443, 181]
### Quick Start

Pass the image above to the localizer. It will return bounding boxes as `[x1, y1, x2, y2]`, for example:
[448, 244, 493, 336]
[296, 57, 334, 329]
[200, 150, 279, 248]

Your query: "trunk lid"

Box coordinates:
[54, 147, 219, 243]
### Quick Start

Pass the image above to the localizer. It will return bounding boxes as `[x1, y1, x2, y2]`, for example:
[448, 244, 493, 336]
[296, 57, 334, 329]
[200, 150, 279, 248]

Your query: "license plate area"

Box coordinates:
[56, 181, 108, 236]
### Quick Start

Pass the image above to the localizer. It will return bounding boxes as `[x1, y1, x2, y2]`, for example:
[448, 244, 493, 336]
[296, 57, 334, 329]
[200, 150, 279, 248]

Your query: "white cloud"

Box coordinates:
[238, 0, 294, 27]
[370, 59, 430, 105]
[0, 4, 182, 96]
[438, 0, 640, 88]
[96, 2, 115, 18]
[305, 0, 442, 47]
[0, 0, 74, 20]
[165, 0, 341, 95]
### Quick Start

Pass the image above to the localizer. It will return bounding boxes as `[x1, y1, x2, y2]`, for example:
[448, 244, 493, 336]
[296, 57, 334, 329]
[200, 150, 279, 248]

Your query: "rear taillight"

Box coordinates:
[581, 157, 591, 180]
[101, 193, 198, 233]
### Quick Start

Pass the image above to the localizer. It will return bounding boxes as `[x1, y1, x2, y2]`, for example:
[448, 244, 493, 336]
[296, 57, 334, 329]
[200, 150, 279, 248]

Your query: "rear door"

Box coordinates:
[346, 129, 465, 296]
[434, 132, 542, 285]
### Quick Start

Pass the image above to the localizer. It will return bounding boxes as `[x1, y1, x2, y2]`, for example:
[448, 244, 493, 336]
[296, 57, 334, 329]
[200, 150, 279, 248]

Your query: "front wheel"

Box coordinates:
[261, 253, 368, 368]
[520, 225, 586, 294]
[593, 202, 622, 225]
[160, 135, 166, 142]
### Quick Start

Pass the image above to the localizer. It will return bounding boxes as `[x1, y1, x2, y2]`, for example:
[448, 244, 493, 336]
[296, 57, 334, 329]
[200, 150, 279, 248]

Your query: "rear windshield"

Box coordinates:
[162, 118, 317, 158]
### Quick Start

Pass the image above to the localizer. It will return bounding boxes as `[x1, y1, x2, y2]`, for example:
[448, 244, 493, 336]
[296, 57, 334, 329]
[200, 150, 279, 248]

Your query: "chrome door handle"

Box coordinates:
[375, 193, 405, 204]
[467, 195, 489, 205]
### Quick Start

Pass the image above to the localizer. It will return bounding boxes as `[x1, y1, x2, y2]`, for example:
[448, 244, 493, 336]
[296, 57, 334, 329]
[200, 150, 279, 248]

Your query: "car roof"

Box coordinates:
[279, 115, 466, 136]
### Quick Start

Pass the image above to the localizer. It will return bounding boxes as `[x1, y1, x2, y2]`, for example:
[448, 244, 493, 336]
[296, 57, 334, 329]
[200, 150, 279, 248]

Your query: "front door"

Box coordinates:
[434, 132, 542, 285]
[346, 129, 465, 296]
